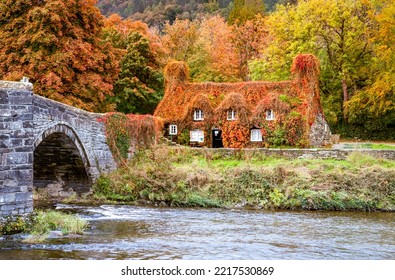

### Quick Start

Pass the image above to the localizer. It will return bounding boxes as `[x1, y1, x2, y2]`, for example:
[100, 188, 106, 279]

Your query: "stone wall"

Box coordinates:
[182, 147, 395, 160]
[310, 113, 331, 147]
[0, 81, 34, 216]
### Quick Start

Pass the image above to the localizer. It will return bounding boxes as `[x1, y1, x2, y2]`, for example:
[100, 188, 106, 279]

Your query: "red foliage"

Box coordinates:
[98, 112, 163, 164]
[291, 54, 320, 78]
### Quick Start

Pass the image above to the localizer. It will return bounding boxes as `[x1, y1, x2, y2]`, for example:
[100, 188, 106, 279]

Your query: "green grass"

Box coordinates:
[343, 143, 395, 150]
[92, 145, 395, 212]
[24, 210, 88, 242]
[368, 143, 395, 150]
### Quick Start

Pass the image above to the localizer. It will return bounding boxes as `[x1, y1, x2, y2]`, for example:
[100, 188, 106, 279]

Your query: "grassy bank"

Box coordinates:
[0, 210, 88, 240]
[93, 145, 395, 211]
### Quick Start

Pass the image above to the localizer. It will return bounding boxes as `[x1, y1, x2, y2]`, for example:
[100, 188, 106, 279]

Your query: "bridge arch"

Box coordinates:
[33, 123, 93, 199]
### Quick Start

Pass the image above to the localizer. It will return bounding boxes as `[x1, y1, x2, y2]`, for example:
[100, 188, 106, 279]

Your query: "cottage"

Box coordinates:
[154, 54, 331, 148]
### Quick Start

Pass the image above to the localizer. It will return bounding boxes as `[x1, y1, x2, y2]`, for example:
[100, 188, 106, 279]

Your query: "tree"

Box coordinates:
[102, 15, 164, 114]
[161, 16, 241, 82]
[161, 18, 200, 64]
[228, 0, 265, 25]
[112, 32, 164, 114]
[249, 0, 374, 125]
[0, 0, 118, 112]
[346, 0, 395, 137]
[194, 15, 240, 82]
[231, 14, 269, 80]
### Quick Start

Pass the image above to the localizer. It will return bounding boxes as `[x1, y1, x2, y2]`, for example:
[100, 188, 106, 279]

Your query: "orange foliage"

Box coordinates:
[231, 15, 269, 80]
[291, 54, 323, 127]
[216, 92, 252, 126]
[103, 14, 164, 59]
[222, 121, 250, 149]
[0, 0, 117, 112]
[154, 54, 325, 148]
[199, 15, 241, 80]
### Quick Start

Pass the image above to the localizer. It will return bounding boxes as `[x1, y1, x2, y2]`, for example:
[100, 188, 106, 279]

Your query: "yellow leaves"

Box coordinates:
[161, 18, 200, 63]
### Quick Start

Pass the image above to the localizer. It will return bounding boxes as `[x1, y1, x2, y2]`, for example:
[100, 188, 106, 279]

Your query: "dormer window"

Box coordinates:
[193, 109, 204, 121]
[169, 124, 177, 135]
[227, 110, 237, 120]
[265, 109, 275, 121]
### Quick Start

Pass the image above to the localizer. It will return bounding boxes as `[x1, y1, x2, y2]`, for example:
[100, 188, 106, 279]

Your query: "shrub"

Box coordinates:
[28, 211, 88, 238]
[0, 216, 32, 235]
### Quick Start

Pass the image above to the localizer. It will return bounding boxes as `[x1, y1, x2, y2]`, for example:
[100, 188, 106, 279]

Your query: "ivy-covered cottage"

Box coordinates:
[154, 54, 331, 148]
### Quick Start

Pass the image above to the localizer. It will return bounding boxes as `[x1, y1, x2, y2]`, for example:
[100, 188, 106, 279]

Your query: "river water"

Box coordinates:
[0, 205, 394, 260]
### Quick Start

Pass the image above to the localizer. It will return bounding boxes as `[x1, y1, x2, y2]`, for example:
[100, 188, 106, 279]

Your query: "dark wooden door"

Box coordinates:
[212, 129, 223, 148]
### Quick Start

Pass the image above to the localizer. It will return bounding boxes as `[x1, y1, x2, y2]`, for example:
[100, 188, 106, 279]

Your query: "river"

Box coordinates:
[0, 205, 394, 260]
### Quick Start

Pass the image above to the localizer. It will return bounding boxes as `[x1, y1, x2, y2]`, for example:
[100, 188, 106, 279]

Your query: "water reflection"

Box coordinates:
[1, 205, 394, 260]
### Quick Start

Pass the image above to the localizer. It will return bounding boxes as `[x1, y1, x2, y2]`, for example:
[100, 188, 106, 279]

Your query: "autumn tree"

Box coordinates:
[0, 0, 118, 112]
[161, 18, 200, 64]
[193, 15, 240, 82]
[346, 0, 395, 138]
[231, 15, 269, 80]
[228, 0, 265, 25]
[249, 0, 374, 126]
[161, 18, 207, 81]
[161, 16, 241, 82]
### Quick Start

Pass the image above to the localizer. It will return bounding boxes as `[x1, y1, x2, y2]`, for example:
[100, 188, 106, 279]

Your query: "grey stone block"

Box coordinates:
[15, 192, 32, 202]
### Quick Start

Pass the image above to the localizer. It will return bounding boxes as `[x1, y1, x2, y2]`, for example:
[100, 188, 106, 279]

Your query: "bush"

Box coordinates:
[93, 176, 112, 196]
[27, 211, 88, 240]
[0, 216, 32, 235]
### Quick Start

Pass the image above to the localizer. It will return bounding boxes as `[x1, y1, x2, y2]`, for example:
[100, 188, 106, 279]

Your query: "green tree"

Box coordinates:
[112, 32, 164, 114]
[102, 15, 165, 114]
[249, 0, 374, 126]
[0, 0, 118, 112]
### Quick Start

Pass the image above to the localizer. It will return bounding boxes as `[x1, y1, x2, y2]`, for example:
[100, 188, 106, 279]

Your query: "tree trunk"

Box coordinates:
[342, 78, 348, 123]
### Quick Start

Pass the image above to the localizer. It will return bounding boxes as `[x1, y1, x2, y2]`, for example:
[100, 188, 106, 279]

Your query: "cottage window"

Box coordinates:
[190, 130, 204, 143]
[193, 109, 204, 121]
[227, 110, 237, 120]
[250, 129, 263, 142]
[169, 124, 177, 135]
[266, 109, 275, 121]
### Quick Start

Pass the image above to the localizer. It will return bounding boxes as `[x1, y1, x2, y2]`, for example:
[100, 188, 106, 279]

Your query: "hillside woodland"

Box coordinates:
[97, 0, 294, 24]
[0, 0, 394, 139]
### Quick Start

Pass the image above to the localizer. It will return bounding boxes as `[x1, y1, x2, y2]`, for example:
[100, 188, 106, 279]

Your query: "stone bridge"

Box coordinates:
[1, 81, 116, 216]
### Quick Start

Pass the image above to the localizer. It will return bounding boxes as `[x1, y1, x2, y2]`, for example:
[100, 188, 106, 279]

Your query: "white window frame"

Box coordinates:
[250, 129, 263, 142]
[265, 109, 275, 121]
[169, 124, 177, 135]
[190, 130, 204, 143]
[227, 110, 237, 120]
[193, 109, 204, 121]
